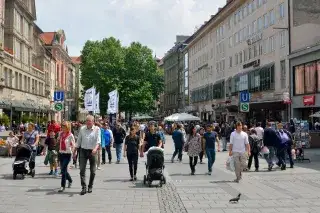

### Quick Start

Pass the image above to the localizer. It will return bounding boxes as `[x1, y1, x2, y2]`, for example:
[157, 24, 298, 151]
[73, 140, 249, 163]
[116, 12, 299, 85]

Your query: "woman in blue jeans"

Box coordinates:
[58, 121, 76, 192]
[22, 123, 39, 175]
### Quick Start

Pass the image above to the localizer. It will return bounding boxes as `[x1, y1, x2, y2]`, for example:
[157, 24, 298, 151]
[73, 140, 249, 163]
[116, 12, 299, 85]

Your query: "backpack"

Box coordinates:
[249, 135, 262, 154]
[278, 130, 289, 146]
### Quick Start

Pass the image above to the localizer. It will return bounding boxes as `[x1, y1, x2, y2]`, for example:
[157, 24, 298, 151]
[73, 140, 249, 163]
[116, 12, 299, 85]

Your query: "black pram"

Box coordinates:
[12, 144, 35, 179]
[143, 147, 166, 187]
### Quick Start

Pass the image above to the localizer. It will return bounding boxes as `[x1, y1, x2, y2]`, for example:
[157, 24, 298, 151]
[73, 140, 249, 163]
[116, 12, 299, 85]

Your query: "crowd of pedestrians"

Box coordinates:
[3, 115, 298, 195]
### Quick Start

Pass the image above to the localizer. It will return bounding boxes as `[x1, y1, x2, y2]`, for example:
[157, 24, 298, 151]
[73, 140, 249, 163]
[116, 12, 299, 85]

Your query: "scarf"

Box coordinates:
[60, 132, 71, 151]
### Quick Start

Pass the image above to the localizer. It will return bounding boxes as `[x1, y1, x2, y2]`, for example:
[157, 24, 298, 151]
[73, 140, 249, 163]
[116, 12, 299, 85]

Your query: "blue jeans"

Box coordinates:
[60, 153, 72, 188]
[115, 143, 123, 161]
[221, 137, 227, 150]
[264, 146, 276, 166]
[206, 149, 216, 172]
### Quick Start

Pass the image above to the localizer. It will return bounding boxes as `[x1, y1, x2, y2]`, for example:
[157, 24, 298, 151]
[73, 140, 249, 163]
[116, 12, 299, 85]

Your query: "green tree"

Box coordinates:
[80, 37, 164, 116]
[0, 114, 9, 126]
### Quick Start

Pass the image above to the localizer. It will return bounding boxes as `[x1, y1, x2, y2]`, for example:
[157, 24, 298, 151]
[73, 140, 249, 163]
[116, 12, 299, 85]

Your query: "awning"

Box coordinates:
[0, 100, 11, 109]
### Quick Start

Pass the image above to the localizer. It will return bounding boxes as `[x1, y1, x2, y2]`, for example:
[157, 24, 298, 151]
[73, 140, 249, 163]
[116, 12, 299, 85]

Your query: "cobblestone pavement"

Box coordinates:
[1, 136, 320, 213]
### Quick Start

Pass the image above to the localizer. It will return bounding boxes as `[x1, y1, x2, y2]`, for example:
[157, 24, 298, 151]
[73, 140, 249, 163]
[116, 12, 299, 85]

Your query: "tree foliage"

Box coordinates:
[80, 37, 164, 116]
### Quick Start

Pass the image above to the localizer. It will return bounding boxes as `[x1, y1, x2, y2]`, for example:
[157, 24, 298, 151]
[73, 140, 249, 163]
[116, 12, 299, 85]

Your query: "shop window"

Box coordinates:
[231, 76, 240, 95]
[239, 74, 248, 91]
[305, 63, 316, 93]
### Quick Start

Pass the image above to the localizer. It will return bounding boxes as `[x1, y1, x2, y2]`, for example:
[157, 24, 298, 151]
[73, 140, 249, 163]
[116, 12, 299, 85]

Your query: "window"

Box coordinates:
[15, 40, 21, 60]
[254, 45, 258, 57]
[24, 76, 27, 91]
[248, 48, 252, 60]
[216, 62, 220, 72]
[259, 42, 263, 55]
[23, 46, 29, 64]
[229, 56, 233, 67]
[239, 29, 243, 42]
[280, 31, 286, 47]
[279, 3, 285, 18]
[252, 0, 256, 12]
[243, 6, 247, 17]
[243, 49, 248, 62]
[239, 74, 248, 91]
[280, 61, 286, 90]
[235, 53, 238, 65]
[294, 63, 318, 95]
[270, 36, 275, 51]
[264, 13, 269, 28]
[270, 9, 275, 25]
[234, 13, 237, 25]
[239, 51, 243, 63]
[235, 32, 239, 44]
[222, 59, 225, 71]
[263, 39, 268, 54]
[229, 36, 233, 47]
[23, 19, 29, 40]
[258, 0, 263, 7]
[15, 72, 18, 89]
[248, 2, 252, 14]
[19, 73, 22, 90]
[258, 17, 263, 31]
[15, 10, 21, 32]
[253, 20, 257, 34]
[248, 24, 252, 36]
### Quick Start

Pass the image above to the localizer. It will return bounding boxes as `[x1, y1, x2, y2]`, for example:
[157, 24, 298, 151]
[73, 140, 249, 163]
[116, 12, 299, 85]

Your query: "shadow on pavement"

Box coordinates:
[103, 178, 131, 183]
[169, 173, 208, 176]
[26, 188, 79, 197]
[210, 180, 235, 184]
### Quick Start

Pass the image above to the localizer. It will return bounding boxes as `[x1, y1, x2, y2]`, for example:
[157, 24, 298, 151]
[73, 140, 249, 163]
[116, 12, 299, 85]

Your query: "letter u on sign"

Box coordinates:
[240, 91, 250, 103]
[54, 91, 64, 101]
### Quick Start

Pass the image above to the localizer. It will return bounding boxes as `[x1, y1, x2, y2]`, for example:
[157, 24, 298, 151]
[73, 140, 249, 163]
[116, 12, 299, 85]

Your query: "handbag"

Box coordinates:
[184, 144, 189, 152]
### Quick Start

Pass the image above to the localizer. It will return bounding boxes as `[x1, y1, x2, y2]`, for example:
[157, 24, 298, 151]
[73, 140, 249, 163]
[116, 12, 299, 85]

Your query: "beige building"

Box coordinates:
[0, 0, 53, 125]
[187, 0, 291, 123]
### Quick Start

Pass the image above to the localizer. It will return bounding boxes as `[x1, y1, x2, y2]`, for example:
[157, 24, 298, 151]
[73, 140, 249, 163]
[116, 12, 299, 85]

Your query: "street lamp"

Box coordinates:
[8, 92, 15, 130]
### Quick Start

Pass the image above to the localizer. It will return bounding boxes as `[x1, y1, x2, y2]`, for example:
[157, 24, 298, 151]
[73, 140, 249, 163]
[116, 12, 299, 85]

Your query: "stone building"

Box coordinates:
[163, 35, 189, 116]
[187, 0, 292, 123]
[0, 0, 53, 125]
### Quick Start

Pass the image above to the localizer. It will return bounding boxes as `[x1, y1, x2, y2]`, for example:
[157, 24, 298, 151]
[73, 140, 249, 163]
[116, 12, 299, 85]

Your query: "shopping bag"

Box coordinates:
[226, 156, 235, 172]
[44, 154, 49, 165]
[260, 146, 270, 155]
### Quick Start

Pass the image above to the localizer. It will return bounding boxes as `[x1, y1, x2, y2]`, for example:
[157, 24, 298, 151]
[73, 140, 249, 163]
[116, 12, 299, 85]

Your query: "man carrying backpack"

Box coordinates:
[276, 123, 294, 170]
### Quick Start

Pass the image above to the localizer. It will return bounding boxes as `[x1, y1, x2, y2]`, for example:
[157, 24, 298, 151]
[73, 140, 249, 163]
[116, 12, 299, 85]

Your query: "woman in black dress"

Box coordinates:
[123, 127, 140, 181]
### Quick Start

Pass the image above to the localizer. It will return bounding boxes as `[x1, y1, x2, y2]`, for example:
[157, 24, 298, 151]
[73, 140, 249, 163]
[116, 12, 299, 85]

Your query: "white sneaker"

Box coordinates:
[97, 167, 101, 170]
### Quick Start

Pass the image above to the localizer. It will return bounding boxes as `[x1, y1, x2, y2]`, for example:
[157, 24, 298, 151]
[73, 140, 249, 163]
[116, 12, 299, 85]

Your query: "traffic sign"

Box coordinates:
[54, 91, 64, 102]
[239, 91, 250, 103]
[240, 103, 249, 112]
[54, 103, 64, 111]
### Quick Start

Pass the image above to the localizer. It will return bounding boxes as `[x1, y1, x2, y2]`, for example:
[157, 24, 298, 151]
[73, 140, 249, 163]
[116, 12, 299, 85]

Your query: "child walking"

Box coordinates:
[43, 131, 58, 176]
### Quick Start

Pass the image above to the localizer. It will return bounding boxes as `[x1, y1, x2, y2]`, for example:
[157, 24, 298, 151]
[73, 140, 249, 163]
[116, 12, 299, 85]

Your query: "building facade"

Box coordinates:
[40, 30, 75, 122]
[0, 0, 53, 125]
[289, 0, 320, 120]
[163, 35, 189, 115]
[188, 0, 291, 123]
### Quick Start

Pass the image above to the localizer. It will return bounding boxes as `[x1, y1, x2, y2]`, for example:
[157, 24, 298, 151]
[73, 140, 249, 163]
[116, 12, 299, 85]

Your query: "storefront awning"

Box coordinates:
[0, 100, 11, 109]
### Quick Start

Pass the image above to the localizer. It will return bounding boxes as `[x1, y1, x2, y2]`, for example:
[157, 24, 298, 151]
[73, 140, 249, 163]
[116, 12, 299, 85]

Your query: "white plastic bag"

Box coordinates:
[226, 156, 235, 172]
[260, 146, 270, 155]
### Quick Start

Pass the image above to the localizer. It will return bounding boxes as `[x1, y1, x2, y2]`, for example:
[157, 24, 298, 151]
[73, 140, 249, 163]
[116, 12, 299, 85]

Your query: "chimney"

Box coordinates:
[218, 7, 222, 12]
[226, 0, 232, 3]
[211, 15, 214, 18]
[204, 21, 208, 24]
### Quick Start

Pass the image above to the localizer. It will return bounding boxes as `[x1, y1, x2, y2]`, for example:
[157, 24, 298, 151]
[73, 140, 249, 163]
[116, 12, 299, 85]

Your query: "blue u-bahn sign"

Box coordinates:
[54, 91, 64, 102]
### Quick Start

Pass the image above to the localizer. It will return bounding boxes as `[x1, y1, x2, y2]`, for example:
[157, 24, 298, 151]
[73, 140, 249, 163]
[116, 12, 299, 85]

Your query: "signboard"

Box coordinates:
[243, 59, 260, 69]
[54, 91, 64, 102]
[240, 103, 249, 112]
[240, 91, 250, 103]
[54, 103, 64, 111]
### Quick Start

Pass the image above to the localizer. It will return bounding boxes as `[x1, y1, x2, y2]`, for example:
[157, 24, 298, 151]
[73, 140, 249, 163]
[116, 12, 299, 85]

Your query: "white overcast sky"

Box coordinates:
[35, 0, 225, 58]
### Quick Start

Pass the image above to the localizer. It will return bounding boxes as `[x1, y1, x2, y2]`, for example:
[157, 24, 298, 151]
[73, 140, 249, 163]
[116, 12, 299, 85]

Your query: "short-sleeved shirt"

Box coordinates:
[24, 131, 39, 146]
[203, 131, 217, 150]
[125, 135, 140, 154]
[144, 132, 161, 148]
[45, 137, 57, 151]
[230, 131, 249, 153]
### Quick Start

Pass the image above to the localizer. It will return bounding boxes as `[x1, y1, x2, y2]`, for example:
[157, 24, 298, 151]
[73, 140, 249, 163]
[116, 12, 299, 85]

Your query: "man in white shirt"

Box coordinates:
[74, 115, 101, 195]
[255, 122, 264, 139]
[229, 121, 250, 183]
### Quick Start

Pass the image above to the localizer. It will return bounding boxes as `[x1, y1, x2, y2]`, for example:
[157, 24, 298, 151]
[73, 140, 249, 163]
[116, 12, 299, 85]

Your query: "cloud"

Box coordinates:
[35, 0, 225, 57]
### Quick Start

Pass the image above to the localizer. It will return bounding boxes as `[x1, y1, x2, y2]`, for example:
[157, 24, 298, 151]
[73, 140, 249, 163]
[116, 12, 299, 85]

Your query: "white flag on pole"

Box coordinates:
[107, 90, 119, 114]
[84, 87, 96, 111]
[94, 92, 100, 114]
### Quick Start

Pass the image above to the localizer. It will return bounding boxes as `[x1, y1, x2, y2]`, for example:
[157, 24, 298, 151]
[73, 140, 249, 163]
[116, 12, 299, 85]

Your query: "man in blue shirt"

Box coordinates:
[102, 123, 112, 164]
[171, 124, 185, 163]
[203, 124, 218, 175]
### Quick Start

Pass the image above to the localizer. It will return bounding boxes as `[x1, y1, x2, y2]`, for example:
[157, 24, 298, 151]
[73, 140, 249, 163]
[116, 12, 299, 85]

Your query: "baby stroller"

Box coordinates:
[143, 147, 166, 187]
[12, 144, 35, 179]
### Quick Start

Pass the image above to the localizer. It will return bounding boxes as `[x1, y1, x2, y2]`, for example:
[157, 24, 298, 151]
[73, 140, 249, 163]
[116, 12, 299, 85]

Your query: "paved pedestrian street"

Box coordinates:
[1, 137, 320, 213]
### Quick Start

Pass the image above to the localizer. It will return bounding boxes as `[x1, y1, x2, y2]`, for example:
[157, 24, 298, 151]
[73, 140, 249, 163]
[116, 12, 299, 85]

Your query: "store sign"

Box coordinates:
[243, 59, 260, 69]
[303, 95, 315, 106]
[247, 33, 262, 45]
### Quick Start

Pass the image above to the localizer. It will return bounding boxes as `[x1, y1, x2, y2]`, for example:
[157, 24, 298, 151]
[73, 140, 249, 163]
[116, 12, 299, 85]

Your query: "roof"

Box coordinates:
[185, 0, 235, 47]
[40, 32, 55, 45]
[71, 56, 81, 64]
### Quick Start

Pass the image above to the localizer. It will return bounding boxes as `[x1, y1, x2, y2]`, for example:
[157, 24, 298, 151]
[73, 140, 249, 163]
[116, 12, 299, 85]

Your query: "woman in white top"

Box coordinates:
[58, 121, 75, 192]
[6, 132, 19, 157]
[229, 121, 250, 183]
